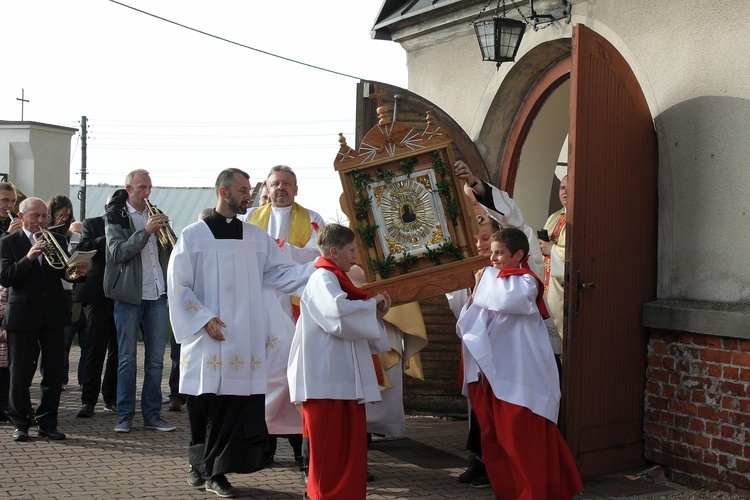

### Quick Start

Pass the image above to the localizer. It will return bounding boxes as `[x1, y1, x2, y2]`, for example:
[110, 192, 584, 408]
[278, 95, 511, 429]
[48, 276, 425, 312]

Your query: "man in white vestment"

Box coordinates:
[539, 175, 567, 341]
[345, 266, 428, 438]
[241, 165, 324, 274]
[167, 168, 314, 497]
[241, 165, 325, 464]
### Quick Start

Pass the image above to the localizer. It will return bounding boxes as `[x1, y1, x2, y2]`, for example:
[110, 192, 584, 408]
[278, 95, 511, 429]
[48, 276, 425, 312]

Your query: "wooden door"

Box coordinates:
[564, 24, 658, 477]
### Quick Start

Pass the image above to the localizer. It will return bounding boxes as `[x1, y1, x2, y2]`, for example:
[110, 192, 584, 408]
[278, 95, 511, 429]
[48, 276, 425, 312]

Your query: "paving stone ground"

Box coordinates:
[0, 345, 712, 499]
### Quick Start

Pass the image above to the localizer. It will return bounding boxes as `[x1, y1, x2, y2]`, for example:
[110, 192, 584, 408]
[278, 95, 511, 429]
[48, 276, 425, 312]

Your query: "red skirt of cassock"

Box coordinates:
[469, 378, 584, 499]
[302, 399, 368, 500]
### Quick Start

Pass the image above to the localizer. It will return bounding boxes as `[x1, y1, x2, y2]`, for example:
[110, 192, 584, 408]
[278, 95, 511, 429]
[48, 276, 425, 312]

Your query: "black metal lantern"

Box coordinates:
[473, 16, 526, 65]
[472, 0, 571, 67]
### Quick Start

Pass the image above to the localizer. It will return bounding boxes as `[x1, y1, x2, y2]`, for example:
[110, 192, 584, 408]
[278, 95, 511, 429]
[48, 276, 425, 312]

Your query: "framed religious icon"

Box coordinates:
[334, 88, 485, 306]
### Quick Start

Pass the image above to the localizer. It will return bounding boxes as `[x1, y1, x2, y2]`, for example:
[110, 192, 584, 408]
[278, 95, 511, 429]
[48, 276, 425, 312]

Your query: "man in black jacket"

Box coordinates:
[0, 182, 21, 425]
[75, 191, 122, 418]
[0, 197, 88, 441]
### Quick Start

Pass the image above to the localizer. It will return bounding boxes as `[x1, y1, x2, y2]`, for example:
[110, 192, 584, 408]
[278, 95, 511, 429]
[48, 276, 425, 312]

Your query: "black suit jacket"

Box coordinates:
[73, 216, 106, 306]
[0, 230, 72, 330]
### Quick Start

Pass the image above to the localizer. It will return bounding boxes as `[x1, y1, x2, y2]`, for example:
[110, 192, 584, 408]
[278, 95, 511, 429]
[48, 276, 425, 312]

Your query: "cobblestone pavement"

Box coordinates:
[0, 346, 735, 499]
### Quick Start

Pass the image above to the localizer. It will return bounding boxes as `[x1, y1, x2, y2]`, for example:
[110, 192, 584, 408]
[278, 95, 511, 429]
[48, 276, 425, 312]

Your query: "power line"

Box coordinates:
[90, 132, 352, 139]
[87, 141, 351, 150]
[90, 118, 353, 127]
[109, 0, 364, 81]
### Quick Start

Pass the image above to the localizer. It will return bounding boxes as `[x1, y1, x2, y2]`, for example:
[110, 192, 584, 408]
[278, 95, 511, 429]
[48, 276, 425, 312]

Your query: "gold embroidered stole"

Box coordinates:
[248, 203, 312, 308]
[543, 211, 566, 293]
[248, 203, 311, 247]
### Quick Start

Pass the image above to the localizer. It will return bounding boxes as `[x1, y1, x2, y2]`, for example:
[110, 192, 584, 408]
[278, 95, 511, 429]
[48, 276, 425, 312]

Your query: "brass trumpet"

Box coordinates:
[33, 225, 82, 280]
[145, 199, 177, 249]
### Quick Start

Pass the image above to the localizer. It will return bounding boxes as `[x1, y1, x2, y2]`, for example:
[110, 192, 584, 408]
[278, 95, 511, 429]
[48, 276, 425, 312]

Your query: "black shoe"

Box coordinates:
[367, 472, 375, 482]
[104, 402, 117, 413]
[0, 410, 12, 424]
[458, 454, 486, 483]
[187, 467, 205, 488]
[471, 474, 492, 489]
[77, 403, 95, 418]
[205, 475, 239, 498]
[38, 427, 66, 440]
[12, 428, 29, 442]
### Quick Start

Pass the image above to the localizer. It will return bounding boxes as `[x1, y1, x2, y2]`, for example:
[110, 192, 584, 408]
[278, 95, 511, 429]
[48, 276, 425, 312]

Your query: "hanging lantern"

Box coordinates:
[474, 16, 526, 65]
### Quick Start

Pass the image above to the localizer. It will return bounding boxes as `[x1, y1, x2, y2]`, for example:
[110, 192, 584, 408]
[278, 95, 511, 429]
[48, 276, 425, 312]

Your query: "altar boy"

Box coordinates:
[457, 228, 583, 499]
[288, 223, 391, 500]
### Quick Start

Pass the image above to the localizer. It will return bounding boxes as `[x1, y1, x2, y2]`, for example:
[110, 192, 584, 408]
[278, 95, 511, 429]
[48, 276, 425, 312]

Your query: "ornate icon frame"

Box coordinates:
[334, 110, 485, 306]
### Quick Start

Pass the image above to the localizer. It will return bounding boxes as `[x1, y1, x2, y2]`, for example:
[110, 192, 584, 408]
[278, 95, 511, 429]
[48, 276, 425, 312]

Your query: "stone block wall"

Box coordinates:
[644, 329, 750, 493]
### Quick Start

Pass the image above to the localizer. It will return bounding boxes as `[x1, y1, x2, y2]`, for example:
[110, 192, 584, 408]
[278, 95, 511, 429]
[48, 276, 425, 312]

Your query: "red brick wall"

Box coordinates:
[644, 329, 750, 493]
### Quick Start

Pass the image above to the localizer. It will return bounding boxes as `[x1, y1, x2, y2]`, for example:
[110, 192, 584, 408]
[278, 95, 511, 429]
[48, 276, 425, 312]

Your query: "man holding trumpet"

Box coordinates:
[0, 183, 23, 236]
[104, 169, 175, 434]
[0, 197, 89, 441]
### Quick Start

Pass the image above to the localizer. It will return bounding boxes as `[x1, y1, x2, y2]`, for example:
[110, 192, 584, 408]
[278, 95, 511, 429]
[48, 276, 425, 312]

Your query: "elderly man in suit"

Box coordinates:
[0, 197, 88, 441]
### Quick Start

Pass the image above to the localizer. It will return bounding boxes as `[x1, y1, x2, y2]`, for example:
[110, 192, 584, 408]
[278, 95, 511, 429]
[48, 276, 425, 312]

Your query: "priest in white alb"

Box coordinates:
[539, 175, 567, 341]
[241, 164, 325, 465]
[167, 168, 314, 498]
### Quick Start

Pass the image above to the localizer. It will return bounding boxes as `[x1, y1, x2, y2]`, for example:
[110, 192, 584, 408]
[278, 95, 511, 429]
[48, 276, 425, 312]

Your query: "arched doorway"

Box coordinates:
[495, 25, 658, 477]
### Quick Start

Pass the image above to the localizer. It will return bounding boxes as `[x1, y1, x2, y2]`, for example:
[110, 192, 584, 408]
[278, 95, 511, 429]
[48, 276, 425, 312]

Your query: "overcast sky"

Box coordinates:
[0, 0, 407, 222]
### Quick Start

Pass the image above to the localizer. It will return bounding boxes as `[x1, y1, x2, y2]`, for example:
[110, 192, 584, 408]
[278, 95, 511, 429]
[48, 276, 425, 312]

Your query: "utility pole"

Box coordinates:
[79, 115, 87, 221]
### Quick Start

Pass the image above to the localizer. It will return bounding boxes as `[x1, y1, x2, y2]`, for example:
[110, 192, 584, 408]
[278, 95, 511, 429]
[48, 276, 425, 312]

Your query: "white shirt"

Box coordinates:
[127, 201, 165, 300]
[23, 229, 43, 265]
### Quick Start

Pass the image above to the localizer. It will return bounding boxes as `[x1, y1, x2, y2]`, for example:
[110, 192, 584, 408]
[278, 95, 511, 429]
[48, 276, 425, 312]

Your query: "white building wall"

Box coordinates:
[384, 0, 750, 304]
[0, 122, 77, 203]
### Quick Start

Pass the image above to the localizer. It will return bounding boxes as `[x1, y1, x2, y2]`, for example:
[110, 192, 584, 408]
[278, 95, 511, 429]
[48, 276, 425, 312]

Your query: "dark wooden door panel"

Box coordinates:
[565, 24, 658, 477]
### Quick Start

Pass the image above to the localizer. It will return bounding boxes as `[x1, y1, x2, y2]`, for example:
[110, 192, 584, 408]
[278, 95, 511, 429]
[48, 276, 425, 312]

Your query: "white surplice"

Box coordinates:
[288, 268, 389, 405]
[456, 268, 561, 423]
[445, 287, 470, 320]
[167, 221, 312, 396]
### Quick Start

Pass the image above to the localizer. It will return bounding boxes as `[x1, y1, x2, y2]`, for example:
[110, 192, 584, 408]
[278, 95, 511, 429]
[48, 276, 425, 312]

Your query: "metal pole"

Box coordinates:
[80, 115, 87, 220]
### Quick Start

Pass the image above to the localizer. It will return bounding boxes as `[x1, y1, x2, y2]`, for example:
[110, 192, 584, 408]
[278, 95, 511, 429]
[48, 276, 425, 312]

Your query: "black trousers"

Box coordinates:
[188, 393, 267, 478]
[0, 366, 9, 411]
[8, 326, 64, 430]
[80, 300, 118, 406]
[466, 407, 483, 457]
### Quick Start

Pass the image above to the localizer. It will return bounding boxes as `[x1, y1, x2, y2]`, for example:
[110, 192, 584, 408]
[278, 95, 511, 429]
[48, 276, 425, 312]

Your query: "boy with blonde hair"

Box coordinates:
[287, 223, 391, 500]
